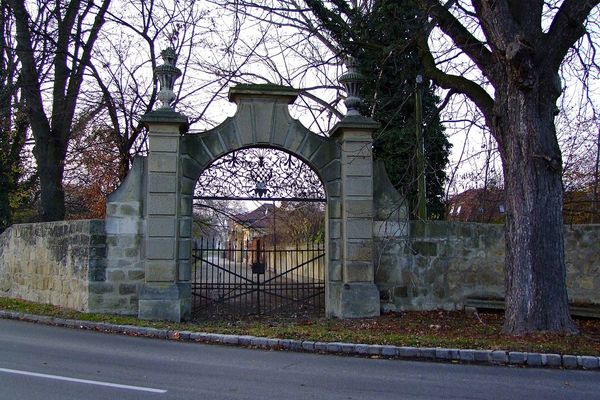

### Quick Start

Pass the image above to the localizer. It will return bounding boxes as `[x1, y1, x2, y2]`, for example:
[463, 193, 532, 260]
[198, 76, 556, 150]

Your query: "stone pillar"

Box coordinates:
[138, 110, 190, 322]
[328, 116, 380, 318]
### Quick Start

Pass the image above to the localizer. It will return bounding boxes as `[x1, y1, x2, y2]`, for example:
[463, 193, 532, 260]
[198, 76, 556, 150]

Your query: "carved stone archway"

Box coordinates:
[138, 84, 380, 322]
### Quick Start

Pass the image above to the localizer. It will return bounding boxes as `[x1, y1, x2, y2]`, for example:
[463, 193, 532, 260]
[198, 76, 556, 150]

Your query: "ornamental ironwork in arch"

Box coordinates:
[194, 147, 326, 202]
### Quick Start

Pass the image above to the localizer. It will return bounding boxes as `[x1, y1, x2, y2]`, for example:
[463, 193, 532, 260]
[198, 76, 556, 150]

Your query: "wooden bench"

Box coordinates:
[464, 298, 600, 319]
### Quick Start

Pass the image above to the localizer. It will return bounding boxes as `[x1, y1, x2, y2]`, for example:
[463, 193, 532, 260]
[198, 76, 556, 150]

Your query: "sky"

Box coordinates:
[24, 0, 596, 207]
[176, 1, 598, 201]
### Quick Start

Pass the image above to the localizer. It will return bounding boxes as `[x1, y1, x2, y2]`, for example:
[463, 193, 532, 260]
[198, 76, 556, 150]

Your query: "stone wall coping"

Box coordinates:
[228, 84, 299, 103]
[329, 115, 380, 139]
[3, 219, 104, 228]
[140, 109, 189, 133]
[410, 220, 600, 229]
[1, 310, 597, 371]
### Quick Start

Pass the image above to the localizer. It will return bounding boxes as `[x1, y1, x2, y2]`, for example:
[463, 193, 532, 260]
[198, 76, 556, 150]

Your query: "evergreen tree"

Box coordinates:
[305, 0, 451, 219]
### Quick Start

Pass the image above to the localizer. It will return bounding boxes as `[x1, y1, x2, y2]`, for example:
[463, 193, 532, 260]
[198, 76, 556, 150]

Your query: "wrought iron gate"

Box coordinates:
[192, 238, 325, 317]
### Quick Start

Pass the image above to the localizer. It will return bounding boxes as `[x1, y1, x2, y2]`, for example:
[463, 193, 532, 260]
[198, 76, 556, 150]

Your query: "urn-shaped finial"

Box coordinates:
[338, 56, 365, 116]
[155, 48, 182, 110]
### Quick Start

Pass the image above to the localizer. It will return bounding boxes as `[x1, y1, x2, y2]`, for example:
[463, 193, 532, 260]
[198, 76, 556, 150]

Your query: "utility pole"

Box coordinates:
[272, 200, 277, 274]
[593, 124, 600, 223]
[415, 74, 427, 220]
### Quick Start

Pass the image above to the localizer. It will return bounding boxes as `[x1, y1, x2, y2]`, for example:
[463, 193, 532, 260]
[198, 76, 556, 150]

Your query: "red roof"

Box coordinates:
[234, 204, 275, 229]
[447, 188, 505, 223]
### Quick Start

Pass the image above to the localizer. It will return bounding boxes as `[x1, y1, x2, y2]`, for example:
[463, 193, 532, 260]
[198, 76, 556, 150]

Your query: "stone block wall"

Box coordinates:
[565, 225, 600, 305]
[375, 221, 600, 312]
[0, 157, 147, 315]
[95, 201, 145, 314]
[95, 156, 147, 315]
[0, 220, 106, 311]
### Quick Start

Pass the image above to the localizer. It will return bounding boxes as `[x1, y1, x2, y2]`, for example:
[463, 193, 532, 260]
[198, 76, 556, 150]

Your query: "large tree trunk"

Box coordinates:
[495, 80, 578, 335]
[33, 136, 66, 221]
[413, 0, 598, 335]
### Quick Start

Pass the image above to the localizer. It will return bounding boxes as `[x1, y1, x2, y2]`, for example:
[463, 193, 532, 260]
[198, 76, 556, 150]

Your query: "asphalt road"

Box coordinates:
[0, 318, 598, 400]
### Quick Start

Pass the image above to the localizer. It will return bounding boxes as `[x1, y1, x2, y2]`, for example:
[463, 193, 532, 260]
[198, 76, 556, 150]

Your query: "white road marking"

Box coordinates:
[0, 367, 167, 394]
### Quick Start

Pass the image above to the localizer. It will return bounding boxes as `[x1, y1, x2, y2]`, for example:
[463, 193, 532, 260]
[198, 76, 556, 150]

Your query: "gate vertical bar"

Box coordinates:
[192, 239, 196, 311]
[279, 245, 283, 312]
[199, 238, 204, 312]
[245, 237, 250, 316]
[304, 241, 309, 308]
[204, 237, 209, 312]
[196, 237, 204, 311]
[256, 239, 261, 315]
[233, 235, 238, 315]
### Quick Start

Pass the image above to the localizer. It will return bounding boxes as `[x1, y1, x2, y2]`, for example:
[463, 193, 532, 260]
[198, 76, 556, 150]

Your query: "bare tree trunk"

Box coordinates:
[33, 138, 66, 221]
[497, 83, 577, 334]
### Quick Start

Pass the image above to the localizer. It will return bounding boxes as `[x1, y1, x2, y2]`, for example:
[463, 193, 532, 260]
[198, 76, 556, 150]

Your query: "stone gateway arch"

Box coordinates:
[135, 84, 381, 321]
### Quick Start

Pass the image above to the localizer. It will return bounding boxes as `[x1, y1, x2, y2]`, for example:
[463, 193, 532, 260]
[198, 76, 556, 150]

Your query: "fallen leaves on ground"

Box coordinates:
[1, 297, 598, 356]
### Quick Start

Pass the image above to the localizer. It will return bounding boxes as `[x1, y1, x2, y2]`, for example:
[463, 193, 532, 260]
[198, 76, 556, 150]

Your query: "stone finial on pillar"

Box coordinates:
[155, 47, 182, 110]
[338, 56, 366, 117]
[140, 47, 188, 132]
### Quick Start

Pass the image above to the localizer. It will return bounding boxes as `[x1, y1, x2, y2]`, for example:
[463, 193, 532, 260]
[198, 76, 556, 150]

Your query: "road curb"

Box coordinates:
[1, 310, 598, 371]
